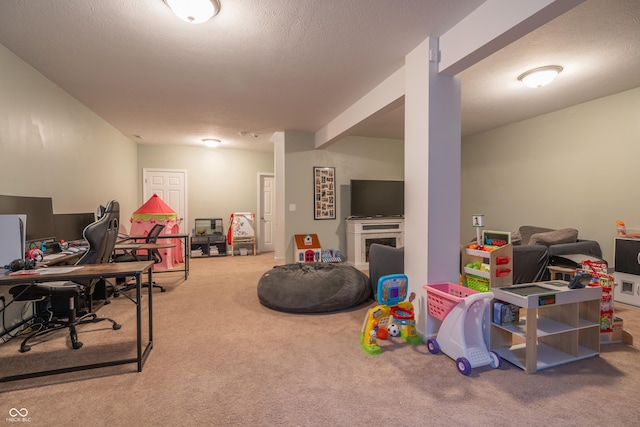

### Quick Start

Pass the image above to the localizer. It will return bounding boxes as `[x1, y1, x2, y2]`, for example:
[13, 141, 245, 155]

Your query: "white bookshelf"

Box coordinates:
[491, 282, 601, 374]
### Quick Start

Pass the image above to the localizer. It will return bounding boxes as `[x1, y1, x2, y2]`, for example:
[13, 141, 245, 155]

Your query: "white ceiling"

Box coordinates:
[0, 0, 639, 151]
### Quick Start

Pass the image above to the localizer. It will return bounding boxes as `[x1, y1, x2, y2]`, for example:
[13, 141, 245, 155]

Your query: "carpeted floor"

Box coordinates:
[1, 253, 640, 426]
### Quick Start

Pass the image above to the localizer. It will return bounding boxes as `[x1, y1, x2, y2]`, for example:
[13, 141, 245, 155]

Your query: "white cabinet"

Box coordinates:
[491, 282, 601, 374]
[346, 218, 403, 270]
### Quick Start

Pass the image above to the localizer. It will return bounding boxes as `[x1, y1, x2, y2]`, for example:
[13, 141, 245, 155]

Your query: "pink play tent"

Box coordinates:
[129, 194, 183, 270]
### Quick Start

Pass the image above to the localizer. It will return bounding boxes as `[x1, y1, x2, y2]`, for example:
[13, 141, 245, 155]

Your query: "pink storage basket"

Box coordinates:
[423, 282, 479, 321]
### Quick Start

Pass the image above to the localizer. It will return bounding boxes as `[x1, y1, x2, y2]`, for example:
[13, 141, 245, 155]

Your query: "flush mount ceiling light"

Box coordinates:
[164, 0, 221, 24]
[202, 138, 221, 147]
[517, 65, 563, 88]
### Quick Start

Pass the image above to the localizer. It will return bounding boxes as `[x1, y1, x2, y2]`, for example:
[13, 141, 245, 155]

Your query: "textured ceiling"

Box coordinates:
[353, 0, 640, 140]
[0, 0, 638, 151]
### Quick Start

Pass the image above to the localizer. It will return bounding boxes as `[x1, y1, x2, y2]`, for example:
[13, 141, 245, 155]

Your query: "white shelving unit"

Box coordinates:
[490, 282, 601, 374]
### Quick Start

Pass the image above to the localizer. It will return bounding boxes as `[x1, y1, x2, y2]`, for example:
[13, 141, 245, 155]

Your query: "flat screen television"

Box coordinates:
[350, 180, 404, 218]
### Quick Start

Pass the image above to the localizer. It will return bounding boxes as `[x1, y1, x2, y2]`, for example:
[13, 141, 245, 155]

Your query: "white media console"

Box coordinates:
[346, 217, 404, 270]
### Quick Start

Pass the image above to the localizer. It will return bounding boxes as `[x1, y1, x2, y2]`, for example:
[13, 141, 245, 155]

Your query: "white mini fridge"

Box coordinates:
[613, 237, 640, 307]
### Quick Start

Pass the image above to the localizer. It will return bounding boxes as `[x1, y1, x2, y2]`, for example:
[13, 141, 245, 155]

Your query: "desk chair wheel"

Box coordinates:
[148, 278, 166, 293]
[119, 281, 165, 293]
[17, 313, 122, 352]
[18, 330, 84, 352]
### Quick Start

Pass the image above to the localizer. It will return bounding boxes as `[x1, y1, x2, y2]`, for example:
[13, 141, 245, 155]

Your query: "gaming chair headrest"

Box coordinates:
[104, 200, 120, 216]
[79, 200, 120, 265]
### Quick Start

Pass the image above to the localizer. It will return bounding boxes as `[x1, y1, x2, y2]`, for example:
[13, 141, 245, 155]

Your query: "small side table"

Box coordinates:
[547, 265, 576, 281]
[491, 282, 601, 373]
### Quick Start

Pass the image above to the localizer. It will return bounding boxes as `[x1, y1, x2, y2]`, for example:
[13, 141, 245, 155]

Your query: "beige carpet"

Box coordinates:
[1, 253, 640, 426]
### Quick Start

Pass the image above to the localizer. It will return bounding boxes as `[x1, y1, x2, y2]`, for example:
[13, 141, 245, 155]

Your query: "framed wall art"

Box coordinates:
[313, 166, 335, 220]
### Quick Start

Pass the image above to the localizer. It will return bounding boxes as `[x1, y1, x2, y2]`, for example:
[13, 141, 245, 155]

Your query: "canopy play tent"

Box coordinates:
[129, 194, 183, 270]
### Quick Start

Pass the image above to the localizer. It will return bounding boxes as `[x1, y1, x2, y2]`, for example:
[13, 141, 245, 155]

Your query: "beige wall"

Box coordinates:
[136, 144, 274, 232]
[0, 43, 138, 218]
[11, 29, 636, 267]
[461, 86, 640, 263]
[283, 131, 404, 263]
[0, 41, 274, 238]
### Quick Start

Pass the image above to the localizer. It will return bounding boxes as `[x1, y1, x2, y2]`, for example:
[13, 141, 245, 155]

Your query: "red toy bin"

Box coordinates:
[423, 282, 479, 321]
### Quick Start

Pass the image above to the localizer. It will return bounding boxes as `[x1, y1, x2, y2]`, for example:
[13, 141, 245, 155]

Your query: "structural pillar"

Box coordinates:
[404, 37, 461, 336]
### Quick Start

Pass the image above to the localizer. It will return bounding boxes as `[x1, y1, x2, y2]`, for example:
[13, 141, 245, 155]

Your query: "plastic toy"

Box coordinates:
[25, 248, 44, 262]
[360, 274, 422, 355]
[294, 234, 322, 263]
[387, 323, 400, 337]
[616, 220, 640, 238]
[376, 326, 389, 340]
[423, 282, 501, 375]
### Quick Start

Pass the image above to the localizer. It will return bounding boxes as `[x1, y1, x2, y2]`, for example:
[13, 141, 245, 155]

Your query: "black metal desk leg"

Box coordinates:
[148, 268, 153, 343]
[184, 235, 189, 279]
[136, 273, 142, 372]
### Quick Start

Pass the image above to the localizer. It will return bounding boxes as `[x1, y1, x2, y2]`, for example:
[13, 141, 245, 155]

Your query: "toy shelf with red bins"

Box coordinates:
[462, 244, 513, 292]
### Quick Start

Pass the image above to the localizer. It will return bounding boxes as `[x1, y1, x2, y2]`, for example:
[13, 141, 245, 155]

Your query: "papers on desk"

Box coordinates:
[39, 266, 84, 275]
[8, 269, 40, 276]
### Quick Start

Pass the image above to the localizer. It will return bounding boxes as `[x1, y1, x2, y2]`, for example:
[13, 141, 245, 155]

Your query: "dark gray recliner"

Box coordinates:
[514, 225, 603, 282]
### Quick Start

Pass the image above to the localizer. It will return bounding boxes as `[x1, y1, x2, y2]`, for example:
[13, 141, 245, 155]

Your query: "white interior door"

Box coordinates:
[259, 173, 275, 252]
[142, 169, 188, 234]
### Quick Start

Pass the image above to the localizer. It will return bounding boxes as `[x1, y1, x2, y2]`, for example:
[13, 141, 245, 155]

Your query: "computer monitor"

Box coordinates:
[53, 212, 96, 242]
[0, 195, 55, 242]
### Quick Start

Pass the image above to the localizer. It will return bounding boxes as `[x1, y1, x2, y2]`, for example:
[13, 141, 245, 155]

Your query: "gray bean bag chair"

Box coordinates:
[257, 263, 371, 313]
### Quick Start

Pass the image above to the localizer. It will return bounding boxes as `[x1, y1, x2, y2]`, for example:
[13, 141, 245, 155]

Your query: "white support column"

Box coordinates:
[271, 131, 286, 260]
[404, 37, 461, 337]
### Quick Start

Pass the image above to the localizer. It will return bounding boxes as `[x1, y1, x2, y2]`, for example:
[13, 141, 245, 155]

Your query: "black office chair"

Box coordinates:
[114, 223, 166, 292]
[9, 200, 122, 352]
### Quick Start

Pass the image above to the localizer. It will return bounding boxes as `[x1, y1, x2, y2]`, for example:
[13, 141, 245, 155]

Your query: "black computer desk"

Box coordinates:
[0, 260, 154, 383]
[118, 233, 190, 280]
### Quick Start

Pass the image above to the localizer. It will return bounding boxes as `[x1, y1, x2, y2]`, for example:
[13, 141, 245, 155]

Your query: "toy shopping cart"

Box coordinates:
[423, 282, 501, 375]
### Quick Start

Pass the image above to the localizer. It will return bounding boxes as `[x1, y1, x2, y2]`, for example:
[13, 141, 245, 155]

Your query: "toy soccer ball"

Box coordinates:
[388, 324, 400, 337]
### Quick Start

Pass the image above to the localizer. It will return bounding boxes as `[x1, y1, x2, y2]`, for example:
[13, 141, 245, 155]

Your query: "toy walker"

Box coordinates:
[423, 282, 501, 375]
[360, 274, 422, 355]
